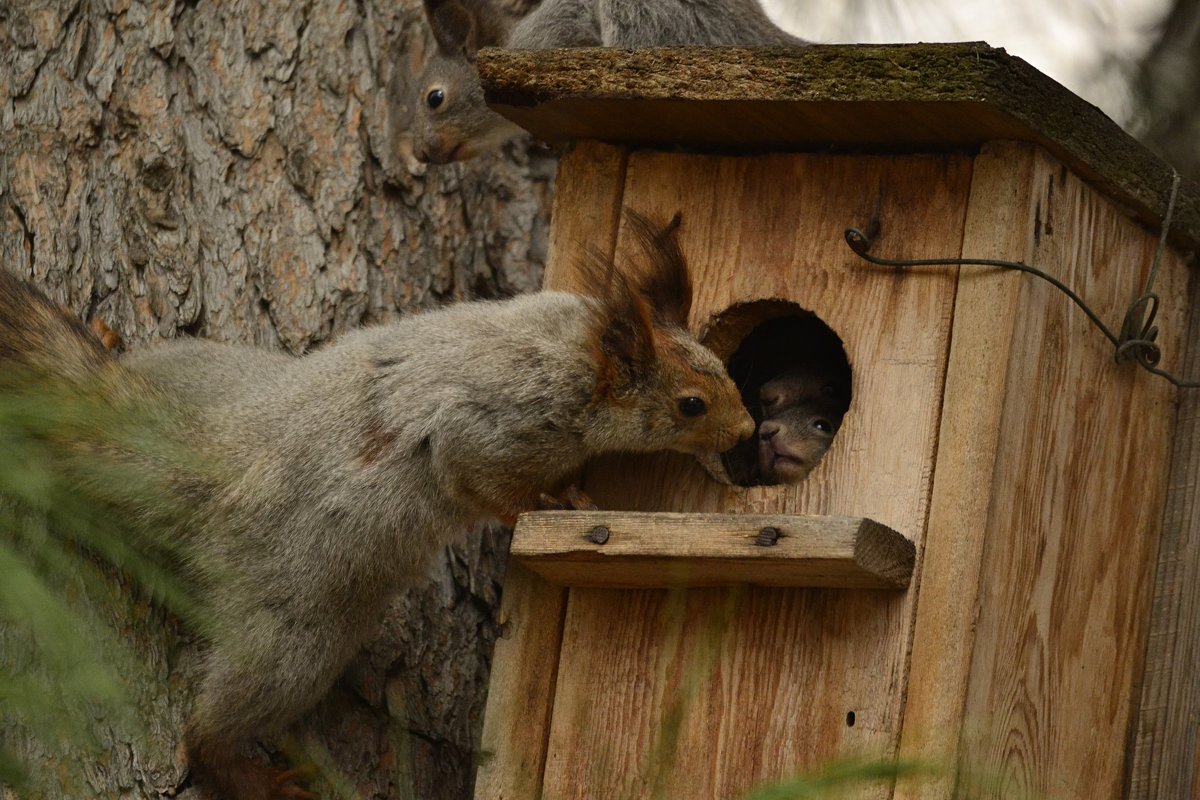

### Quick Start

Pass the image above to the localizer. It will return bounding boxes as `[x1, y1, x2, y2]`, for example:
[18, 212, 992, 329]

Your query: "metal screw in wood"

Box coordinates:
[756, 526, 781, 547]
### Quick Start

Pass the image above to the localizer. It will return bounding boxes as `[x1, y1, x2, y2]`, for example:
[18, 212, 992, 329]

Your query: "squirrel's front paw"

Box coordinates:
[537, 484, 598, 512]
[88, 318, 122, 352]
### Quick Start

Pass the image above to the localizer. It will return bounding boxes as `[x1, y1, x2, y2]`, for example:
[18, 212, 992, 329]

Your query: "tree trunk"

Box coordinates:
[0, 0, 554, 797]
[1131, 0, 1200, 182]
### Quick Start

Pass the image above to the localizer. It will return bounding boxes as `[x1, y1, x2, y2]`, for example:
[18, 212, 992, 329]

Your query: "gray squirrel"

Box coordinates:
[412, 0, 808, 163]
[0, 211, 753, 799]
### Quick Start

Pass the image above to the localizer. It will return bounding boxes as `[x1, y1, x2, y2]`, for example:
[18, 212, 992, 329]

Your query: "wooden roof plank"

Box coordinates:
[478, 43, 1200, 251]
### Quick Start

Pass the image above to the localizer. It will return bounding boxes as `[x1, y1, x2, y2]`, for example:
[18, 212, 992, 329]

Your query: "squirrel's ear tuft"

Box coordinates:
[624, 210, 692, 328]
[424, 0, 482, 60]
[578, 249, 658, 394]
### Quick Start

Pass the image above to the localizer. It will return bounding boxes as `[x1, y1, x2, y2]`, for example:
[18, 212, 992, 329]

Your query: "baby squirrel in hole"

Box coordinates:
[754, 366, 849, 484]
[719, 315, 851, 486]
[719, 363, 849, 486]
[411, 0, 809, 163]
[0, 211, 753, 800]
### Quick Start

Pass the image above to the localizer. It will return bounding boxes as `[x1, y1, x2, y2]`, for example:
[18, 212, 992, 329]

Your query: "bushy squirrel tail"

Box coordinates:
[0, 270, 206, 555]
[0, 269, 112, 382]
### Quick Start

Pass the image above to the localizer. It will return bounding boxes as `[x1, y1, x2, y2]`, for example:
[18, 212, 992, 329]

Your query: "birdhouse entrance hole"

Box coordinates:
[699, 300, 852, 487]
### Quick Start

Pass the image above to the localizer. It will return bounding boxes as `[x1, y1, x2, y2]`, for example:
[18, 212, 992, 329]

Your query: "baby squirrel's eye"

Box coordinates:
[677, 396, 707, 418]
[426, 89, 445, 109]
[811, 418, 832, 433]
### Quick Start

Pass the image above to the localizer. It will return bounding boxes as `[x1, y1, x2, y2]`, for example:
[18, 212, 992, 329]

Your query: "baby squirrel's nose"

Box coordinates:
[760, 421, 780, 441]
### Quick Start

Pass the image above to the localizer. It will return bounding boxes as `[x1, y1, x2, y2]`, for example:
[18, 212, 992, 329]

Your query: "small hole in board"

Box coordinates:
[847, 710, 856, 727]
[700, 302, 851, 487]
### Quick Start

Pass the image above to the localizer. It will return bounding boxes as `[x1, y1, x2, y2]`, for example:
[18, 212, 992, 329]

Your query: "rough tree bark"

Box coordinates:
[0, 0, 553, 797]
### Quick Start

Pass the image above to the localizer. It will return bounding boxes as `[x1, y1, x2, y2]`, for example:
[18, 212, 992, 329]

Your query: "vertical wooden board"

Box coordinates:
[957, 149, 1188, 799]
[542, 141, 628, 292]
[543, 152, 974, 798]
[895, 142, 1039, 800]
[1126, 268, 1198, 800]
[542, 586, 907, 800]
[584, 151, 971, 536]
[475, 140, 628, 799]
[475, 565, 568, 800]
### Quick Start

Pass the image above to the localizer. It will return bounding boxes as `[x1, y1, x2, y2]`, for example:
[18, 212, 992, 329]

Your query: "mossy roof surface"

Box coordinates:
[479, 43, 1199, 251]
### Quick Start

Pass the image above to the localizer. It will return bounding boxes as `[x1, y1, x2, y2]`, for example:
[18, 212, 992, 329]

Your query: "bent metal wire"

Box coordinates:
[842, 172, 1196, 389]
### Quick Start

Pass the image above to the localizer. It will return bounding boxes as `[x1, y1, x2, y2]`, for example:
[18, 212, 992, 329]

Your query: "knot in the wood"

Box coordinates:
[140, 157, 174, 193]
[586, 525, 610, 545]
[756, 526, 781, 547]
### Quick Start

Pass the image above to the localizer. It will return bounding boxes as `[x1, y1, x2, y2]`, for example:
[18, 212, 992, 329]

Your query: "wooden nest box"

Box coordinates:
[473, 44, 1200, 800]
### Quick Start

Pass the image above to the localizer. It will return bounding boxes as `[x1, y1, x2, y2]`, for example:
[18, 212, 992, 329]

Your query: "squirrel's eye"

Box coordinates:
[426, 89, 445, 109]
[812, 418, 832, 433]
[678, 396, 707, 417]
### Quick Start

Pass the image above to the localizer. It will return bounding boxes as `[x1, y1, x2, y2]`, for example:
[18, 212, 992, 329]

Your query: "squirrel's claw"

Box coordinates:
[271, 767, 318, 799]
[562, 484, 597, 511]
[536, 492, 566, 510]
[538, 485, 597, 512]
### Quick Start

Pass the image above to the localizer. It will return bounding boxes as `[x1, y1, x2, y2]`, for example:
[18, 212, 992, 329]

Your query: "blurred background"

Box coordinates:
[765, 0, 1200, 180]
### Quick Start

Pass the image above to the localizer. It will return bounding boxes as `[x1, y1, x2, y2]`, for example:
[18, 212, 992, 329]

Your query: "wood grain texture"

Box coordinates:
[586, 151, 970, 533]
[956, 147, 1189, 799]
[1127, 269, 1200, 800]
[0, 2, 552, 797]
[543, 585, 910, 800]
[543, 141, 628, 292]
[475, 138, 627, 800]
[894, 142, 1041, 800]
[474, 564, 568, 800]
[512, 511, 915, 589]
[539, 151, 972, 800]
[477, 44, 1200, 252]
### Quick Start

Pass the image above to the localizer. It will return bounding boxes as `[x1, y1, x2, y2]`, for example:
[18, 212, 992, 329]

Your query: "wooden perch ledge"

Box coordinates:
[478, 43, 1200, 251]
[511, 511, 916, 590]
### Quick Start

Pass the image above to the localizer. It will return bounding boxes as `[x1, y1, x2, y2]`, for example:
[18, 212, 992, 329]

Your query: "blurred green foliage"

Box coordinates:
[0, 369, 212, 791]
[745, 758, 936, 799]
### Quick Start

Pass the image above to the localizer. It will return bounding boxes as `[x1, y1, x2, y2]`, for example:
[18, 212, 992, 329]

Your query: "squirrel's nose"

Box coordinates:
[414, 135, 443, 164]
[759, 421, 780, 441]
[737, 413, 755, 442]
